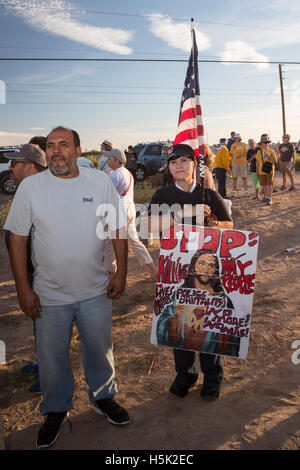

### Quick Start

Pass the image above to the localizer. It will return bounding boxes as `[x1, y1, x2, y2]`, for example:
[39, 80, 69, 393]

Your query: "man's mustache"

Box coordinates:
[49, 155, 67, 162]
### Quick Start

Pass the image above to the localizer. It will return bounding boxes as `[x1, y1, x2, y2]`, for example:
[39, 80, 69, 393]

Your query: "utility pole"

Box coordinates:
[279, 64, 286, 135]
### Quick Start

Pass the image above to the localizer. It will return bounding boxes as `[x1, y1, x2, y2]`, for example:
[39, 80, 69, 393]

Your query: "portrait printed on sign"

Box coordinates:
[151, 226, 259, 359]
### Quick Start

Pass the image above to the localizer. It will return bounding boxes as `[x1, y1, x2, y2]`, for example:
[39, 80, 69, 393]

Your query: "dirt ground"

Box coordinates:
[0, 173, 299, 451]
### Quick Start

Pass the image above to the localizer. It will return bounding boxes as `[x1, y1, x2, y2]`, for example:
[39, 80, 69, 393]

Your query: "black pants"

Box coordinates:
[214, 168, 227, 198]
[173, 348, 223, 390]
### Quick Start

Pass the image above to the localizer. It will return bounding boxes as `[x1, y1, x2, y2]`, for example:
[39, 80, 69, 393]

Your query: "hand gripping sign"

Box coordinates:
[151, 225, 259, 359]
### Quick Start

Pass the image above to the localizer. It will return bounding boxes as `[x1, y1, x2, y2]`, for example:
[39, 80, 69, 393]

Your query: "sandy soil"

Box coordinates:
[0, 173, 299, 451]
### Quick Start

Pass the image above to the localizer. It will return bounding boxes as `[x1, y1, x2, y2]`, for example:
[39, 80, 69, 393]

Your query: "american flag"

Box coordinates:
[173, 24, 205, 176]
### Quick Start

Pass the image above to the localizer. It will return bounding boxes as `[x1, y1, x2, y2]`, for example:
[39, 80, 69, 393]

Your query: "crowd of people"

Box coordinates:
[213, 131, 297, 206]
[2, 126, 297, 449]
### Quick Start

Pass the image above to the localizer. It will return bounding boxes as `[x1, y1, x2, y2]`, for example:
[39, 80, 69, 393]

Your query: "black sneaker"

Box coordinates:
[36, 412, 70, 449]
[169, 376, 197, 398]
[201, 387, 220, 401]
[169, 382, 190, 398]
[92, 398, 131, 426]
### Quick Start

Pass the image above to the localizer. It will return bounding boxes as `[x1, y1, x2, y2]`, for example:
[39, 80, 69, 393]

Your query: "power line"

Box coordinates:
[0, 57, 299, 65]
[6, 83, 272, 91]
[0, 46, 222, 60]
[6, 90, 275, 97]
[5, 101, 282, 105]
[0, 45, 196, 57]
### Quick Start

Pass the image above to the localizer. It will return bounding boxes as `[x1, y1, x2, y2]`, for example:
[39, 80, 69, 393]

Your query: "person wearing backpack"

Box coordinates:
[256, 134, 277, 205]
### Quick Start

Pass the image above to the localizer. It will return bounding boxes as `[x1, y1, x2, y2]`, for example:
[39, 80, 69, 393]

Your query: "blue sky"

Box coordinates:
[0, 0, 300, 150]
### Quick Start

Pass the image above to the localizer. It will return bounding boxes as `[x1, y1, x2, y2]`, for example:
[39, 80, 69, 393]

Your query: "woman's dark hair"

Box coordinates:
[181, 248, 223, 292]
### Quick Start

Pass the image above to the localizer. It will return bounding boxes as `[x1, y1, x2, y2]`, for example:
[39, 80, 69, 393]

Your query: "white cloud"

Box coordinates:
[30, 127, 45, 131]
[0, 131, 31, 137]
[8, 65, 94, 86]
[272, 86, 289, 95]
[2, 0, 134, 55]
[219, 41, 270, 70]
[147, 13, 211, 52]
[0, 131, 31, 145]
[45, 65, 95, 83]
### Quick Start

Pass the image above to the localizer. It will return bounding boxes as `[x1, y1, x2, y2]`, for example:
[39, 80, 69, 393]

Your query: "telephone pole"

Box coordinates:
[279, 64, 286, 135]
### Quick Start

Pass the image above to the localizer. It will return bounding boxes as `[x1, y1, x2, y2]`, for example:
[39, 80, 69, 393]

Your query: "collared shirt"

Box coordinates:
[175, 180, 197, 193]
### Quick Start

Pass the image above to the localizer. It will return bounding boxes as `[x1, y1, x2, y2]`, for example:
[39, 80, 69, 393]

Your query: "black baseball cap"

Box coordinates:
[167, 144, 195, 162]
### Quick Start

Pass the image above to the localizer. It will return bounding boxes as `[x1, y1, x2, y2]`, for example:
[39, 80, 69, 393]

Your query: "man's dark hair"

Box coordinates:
[29, 135, 47, 152]
[47, 126, 81, 148]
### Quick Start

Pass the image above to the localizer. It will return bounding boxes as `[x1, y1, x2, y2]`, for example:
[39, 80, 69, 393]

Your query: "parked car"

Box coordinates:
[133, 141, 172, 181]
[0, 146, 19, 195]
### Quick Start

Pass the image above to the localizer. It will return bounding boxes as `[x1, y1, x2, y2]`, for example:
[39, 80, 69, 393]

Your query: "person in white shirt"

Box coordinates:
[4, 127, 131, 449]
[97, 139, 113, 175]
[106, 148, 158, 278]
[77, 156, 94, 168]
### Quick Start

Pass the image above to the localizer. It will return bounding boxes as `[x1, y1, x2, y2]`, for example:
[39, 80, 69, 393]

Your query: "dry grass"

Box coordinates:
[134, 173, 163, 204]
[0, 200, 12, 231]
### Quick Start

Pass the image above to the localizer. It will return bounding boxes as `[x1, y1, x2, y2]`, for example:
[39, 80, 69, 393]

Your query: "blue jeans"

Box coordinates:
[35, 295, 116, 415]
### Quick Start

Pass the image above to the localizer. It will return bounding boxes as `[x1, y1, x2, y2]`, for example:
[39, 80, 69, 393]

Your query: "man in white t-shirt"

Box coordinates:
[106, 148, 157, 277]
[4, 127, 130, 449]
[97, 139, 113, 175]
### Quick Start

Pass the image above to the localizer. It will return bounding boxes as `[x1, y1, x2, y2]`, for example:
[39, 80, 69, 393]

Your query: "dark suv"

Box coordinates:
[0, 146, 19, 195]
[134, 141, 172, 181]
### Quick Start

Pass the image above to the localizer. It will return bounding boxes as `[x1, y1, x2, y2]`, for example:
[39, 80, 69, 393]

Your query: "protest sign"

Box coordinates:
[151, 225, 259, 359]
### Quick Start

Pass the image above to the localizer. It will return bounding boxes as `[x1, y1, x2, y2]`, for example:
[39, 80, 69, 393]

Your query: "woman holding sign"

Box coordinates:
[148, 143, 234, 401]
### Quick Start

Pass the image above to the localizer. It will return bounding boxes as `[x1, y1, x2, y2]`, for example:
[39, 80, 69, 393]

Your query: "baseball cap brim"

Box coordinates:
[3, 151, 22, 160]
[167, 143, 195, 161]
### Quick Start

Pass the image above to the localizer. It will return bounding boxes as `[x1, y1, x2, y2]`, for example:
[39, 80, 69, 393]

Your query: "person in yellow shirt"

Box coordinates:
[214, 138, 231, 197]
[256, 134, 277, 205]
[230, 133, 249, 197]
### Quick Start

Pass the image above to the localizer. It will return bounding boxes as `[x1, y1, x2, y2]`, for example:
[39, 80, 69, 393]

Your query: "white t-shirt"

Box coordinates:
[97, 156, 113, 175]
[109, 166, 134, 209]
[4, 167, 127, 306]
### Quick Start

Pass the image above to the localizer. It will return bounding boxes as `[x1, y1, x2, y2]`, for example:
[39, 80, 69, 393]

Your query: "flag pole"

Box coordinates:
[191, 18, 205, 192]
